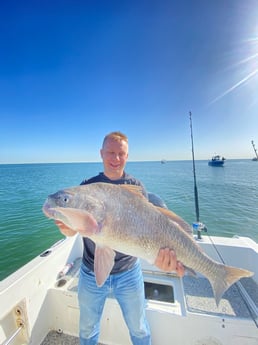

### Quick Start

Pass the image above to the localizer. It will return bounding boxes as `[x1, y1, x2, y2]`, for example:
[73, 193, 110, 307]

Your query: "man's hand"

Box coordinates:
[154, 248, 185, 277]
[55, 220, 77, 237]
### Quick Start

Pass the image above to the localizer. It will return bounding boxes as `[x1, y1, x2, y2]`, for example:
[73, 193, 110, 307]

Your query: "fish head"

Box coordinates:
[42, 186, 106, 236]
[42, 189, 77, 219]
[43, 186, 105, 214]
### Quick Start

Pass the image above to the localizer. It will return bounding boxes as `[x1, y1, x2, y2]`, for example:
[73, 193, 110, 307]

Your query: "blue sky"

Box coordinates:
[1, 0, 258, 164]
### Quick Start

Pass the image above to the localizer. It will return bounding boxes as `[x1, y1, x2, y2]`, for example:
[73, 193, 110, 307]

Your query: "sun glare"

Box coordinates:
[210, 30, 258, 105]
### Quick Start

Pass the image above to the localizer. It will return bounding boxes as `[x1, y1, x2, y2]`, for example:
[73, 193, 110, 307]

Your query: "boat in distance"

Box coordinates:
[0, 193, 257, 345]
[208, 155, 226, 166]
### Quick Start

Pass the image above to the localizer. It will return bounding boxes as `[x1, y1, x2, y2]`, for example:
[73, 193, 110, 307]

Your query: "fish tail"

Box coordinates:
[209, 265, 253, 306]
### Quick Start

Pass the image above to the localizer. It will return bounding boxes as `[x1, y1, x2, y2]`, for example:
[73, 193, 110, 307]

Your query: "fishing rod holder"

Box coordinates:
[192, 222, 207, 240]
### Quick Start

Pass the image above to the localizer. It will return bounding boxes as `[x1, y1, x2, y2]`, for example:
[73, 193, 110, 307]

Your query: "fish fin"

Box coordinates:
[156, 207, 193, 235]
[53, 207, 99, 236]
[94, 245, 116, 287]
[209, 264, 253, 306]
[120, 184, 146, 198]
[184, 266, 197, 277]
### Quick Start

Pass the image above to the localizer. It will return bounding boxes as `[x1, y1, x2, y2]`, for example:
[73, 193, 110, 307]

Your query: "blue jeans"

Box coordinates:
[78, 260, 151, 345]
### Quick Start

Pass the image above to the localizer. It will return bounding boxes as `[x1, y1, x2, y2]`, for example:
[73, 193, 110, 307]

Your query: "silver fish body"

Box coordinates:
[43, 182, 253, 305]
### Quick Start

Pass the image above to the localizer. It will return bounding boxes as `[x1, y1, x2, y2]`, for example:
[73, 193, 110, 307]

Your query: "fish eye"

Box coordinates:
[58, 193, 70, 204]
[63, 196, 69, 203]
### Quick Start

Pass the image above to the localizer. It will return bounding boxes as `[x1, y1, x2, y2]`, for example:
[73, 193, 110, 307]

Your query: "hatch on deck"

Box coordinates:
[144, 281, 174, 303]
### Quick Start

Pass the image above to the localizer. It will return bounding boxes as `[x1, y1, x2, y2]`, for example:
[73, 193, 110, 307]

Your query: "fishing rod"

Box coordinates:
[189, 111, 207, 239]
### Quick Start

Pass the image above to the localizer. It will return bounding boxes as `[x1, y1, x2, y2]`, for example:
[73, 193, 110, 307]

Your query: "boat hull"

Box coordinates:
[208, 160, 225, 166]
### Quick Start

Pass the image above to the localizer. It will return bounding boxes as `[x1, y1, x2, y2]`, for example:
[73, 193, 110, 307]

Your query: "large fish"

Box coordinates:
[42, 182, 253, 305]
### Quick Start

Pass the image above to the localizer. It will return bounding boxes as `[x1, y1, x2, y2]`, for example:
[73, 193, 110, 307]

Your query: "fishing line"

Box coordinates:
[209, 234, 258, 328]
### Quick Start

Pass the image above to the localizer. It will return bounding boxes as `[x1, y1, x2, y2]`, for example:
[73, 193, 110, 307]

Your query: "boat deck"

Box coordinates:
[41, 331, 79, 345]
[183, 275, 258, 317]
[40, 258, 258, 345]
[41, 331, 106, 345]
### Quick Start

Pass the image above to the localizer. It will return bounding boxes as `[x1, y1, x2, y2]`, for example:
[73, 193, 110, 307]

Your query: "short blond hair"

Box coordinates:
[102, 131, 128, 148]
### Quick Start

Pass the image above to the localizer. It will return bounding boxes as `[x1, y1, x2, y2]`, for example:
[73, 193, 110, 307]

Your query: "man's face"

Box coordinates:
[100, 138, 128, 179]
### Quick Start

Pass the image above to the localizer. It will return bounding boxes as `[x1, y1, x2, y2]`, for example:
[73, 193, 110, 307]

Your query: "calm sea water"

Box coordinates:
[0, 160, 258, 281]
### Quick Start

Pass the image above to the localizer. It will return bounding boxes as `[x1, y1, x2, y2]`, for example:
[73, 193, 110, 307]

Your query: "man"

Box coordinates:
[56, 131, 184, 345]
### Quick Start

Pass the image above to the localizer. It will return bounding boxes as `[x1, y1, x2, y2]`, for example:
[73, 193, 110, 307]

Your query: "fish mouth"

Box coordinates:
[42, 201, 56, 219]
[42, 203, 65, 223]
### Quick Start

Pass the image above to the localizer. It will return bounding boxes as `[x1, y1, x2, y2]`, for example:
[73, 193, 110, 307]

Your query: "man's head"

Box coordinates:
[100, 131, 129, 180]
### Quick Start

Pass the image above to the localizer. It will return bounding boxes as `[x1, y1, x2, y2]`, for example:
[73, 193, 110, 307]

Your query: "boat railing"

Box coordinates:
[2, 324, 23, 345]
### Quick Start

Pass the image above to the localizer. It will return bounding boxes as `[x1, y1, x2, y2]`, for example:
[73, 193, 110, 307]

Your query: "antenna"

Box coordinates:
[251, 140, 258, 161]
